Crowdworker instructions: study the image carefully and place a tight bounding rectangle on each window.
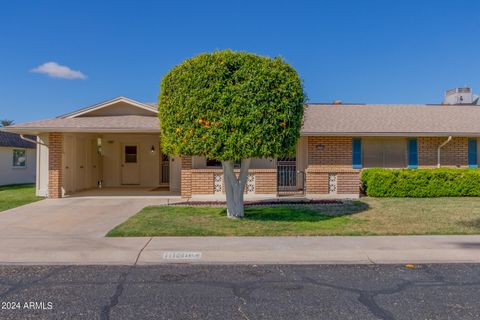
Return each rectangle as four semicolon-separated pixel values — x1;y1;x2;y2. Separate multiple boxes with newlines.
362;138;406;168
352;139;362;168
206;159;241;168
206;159;222;167
13;149;26;168
125;146;137;163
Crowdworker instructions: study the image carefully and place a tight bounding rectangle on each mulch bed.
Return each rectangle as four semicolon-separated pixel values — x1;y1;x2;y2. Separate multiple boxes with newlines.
169;199;342;207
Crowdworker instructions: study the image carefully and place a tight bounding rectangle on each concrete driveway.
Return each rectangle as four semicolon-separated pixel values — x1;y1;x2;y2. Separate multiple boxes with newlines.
0;198;173;264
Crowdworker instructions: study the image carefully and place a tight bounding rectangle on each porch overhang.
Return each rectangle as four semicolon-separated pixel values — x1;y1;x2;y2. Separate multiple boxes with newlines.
1;127;160;135
0;115;160;135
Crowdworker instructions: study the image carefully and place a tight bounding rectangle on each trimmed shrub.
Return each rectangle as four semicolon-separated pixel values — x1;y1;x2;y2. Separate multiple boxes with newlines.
361;168;480;197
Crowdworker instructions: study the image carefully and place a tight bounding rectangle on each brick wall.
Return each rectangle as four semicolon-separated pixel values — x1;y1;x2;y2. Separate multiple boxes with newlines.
306;137;360;195
337;172;361;194
418;137;468;167
180;157;192;198
179;136;474;198
305;167;360;195
307;136;352;168
308;136;471;169
305;170;329;194
252;169;277;194
191;170;215;195
48;132;63;198
183;168;277;197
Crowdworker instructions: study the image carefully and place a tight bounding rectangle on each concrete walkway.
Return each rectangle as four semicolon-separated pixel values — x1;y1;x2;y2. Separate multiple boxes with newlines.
0;199;479;265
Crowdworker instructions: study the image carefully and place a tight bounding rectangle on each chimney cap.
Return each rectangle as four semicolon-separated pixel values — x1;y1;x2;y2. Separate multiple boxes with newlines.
333;100;342;105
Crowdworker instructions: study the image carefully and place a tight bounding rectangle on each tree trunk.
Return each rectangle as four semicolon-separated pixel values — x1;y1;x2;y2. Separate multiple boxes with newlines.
222;159;251;218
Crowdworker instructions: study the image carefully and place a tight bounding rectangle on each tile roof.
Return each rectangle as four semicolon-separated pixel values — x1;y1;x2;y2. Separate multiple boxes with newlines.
0;132;36;148
302;104;480;136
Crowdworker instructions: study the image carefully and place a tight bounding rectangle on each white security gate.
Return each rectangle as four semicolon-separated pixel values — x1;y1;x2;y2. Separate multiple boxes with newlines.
277;158;305;196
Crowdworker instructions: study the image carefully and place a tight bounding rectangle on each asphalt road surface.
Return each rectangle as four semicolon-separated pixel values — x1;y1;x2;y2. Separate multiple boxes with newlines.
0;264;479;320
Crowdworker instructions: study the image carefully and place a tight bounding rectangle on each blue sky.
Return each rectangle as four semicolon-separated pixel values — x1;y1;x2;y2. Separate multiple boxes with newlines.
1;0;480;123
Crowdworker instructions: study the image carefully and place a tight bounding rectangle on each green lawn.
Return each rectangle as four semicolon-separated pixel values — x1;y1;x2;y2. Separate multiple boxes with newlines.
0;184;42;212
107;198;480;236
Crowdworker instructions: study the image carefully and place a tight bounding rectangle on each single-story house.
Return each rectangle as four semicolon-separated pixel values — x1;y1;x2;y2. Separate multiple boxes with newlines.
0;131;36;186
2;87;480;199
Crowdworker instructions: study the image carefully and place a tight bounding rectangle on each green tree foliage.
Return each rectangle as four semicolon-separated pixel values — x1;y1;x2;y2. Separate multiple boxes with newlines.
0;120;14;127
158;50;305;161
361;168;480;197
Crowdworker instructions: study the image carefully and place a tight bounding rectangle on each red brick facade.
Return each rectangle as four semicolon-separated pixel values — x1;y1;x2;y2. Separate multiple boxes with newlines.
181;168;277;198
191;170;215;195
48;132;63;199
180;157;193;198
305;167;360;195
307;136;352;168
253;170;277;194
418;137;468;167
304;137;360;196
301;136;475;196
336;171;361;194
45;135;475;199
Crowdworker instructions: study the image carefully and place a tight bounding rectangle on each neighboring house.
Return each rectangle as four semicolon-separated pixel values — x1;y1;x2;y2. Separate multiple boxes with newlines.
0;132;36;186
2;88;480;199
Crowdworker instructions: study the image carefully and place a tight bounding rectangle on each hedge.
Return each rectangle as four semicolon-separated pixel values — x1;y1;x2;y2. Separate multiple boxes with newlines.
361;168;480;197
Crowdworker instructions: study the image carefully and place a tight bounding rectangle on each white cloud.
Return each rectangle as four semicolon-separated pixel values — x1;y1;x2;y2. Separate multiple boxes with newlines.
30;62;87;80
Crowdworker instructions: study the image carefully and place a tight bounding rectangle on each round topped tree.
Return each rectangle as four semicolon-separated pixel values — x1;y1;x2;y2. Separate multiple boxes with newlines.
158;50;305;217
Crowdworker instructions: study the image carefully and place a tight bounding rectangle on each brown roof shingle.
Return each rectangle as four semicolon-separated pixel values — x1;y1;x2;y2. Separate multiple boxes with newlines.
302;104;480;136
6;103;480;136
4;115;160;133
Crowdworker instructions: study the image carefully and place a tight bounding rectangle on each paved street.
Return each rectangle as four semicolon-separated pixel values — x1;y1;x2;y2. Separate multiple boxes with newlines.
0;264;479;320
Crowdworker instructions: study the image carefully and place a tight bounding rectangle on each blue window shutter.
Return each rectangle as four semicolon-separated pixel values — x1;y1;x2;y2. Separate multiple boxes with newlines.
468;138;478;168
352;138;362;169
407;139;418;169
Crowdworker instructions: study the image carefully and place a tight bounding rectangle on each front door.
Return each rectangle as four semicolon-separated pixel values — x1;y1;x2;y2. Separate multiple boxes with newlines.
121;144;140;185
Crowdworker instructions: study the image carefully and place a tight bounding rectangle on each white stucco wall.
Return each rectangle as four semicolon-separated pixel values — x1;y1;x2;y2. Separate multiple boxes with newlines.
36;134;49;197
78;102;156;117
101;133;162;188
297;137;308;172
169;156;181;192
0;147;36;186
62;133;101;195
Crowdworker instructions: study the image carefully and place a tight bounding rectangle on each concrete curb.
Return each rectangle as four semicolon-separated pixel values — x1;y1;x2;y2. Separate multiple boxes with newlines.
1;235;479;265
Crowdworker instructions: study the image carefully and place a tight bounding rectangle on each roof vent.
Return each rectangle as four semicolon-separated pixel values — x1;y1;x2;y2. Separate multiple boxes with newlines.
333;100;342;105
443;87;473;105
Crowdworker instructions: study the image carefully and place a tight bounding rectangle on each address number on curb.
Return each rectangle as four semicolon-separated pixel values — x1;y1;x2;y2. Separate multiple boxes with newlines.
163;251;202;260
